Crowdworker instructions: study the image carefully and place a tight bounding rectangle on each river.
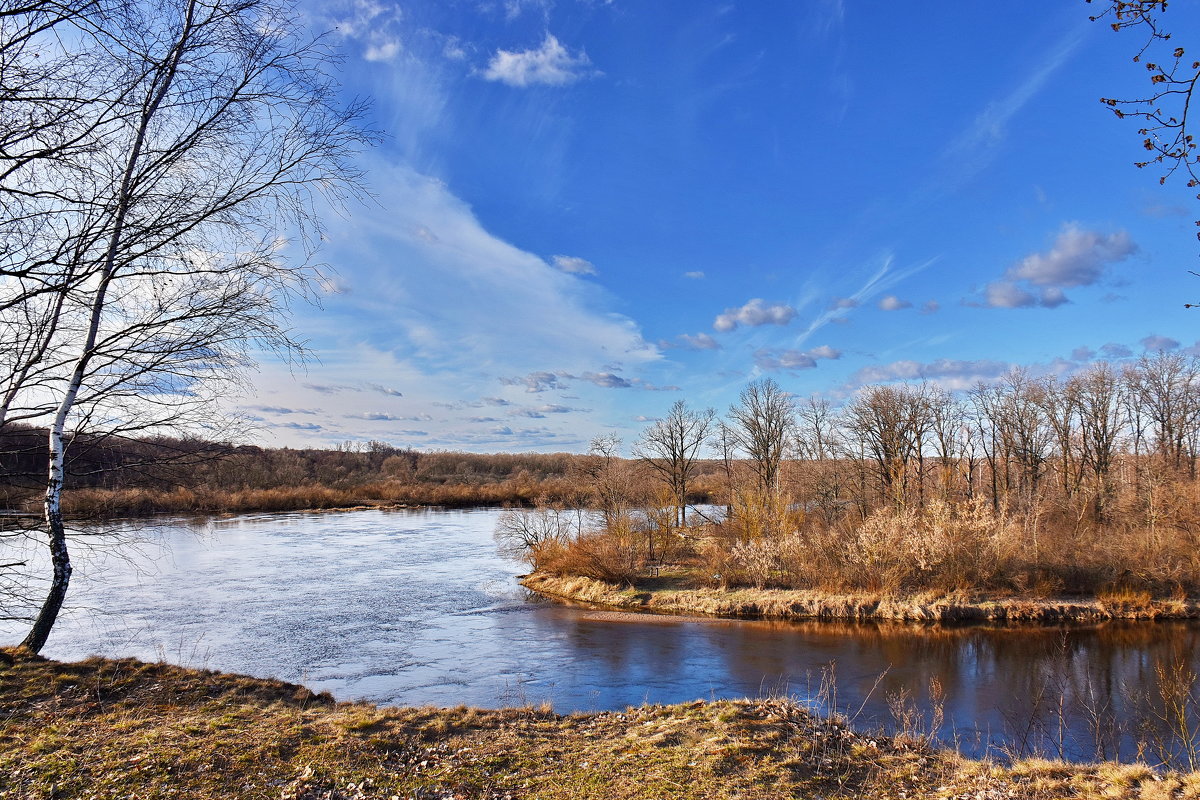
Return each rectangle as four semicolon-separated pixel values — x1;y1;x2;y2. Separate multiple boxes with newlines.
2;507;1198;765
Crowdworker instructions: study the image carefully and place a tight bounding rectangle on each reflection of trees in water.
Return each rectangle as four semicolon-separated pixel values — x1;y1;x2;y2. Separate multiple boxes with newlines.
531;611;1200;764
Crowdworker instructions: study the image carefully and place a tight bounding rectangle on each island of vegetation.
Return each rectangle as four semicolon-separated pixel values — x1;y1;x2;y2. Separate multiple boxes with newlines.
495;365;1200;624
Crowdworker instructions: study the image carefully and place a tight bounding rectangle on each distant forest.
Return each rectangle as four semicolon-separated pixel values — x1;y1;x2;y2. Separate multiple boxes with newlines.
0;428;719;515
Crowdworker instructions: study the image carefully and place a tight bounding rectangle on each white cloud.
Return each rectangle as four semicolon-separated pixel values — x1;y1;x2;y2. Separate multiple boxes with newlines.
920;300;939;315
713;298;796;332
365;40;400;62
551;254;597;275
660;332;720;351
850;357;1012;391
982;281;1069;309
501;371;568;393
581;371;631;388
230;160;665;449
366;383;403;397
683;271;706;279
981;225;1137;309
482;34;597;87
1007;224;1136;288
877;295;912;311
754;345;841;371
346;412;404;421
324;0;404;63
502;0;553;20
1141;334;1181;352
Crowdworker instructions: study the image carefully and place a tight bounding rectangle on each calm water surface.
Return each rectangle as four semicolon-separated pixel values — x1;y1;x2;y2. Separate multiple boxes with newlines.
2;507;1198;764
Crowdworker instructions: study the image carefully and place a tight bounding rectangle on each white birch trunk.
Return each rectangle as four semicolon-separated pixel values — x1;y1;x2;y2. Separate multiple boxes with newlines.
20;0;196;652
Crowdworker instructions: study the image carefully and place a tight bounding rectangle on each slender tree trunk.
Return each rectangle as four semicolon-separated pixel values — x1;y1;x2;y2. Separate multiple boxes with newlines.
20;1;196;652
20;409;72;651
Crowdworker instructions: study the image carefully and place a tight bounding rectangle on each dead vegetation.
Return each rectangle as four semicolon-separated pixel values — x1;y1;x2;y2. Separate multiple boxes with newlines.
520;571;1200;623
4;648;1200;799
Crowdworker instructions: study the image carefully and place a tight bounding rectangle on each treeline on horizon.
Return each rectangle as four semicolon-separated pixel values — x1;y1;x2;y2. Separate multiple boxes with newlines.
0;429;723;515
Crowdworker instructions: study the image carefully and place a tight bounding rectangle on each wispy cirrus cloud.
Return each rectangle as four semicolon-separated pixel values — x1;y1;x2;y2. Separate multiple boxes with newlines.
939;28;1084;192
793;254;937;347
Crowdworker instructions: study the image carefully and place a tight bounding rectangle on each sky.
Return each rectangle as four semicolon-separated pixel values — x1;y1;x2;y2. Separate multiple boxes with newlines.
239;0;1200;453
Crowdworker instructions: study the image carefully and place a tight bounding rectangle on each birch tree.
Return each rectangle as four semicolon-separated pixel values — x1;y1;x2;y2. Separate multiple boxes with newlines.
4;0;370;652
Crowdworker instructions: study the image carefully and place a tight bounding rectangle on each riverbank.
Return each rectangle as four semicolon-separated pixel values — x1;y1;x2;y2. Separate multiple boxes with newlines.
521;572;1200;623
2;648;1195;800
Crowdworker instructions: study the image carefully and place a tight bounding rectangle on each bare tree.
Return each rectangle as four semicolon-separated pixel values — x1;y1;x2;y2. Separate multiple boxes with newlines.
997;370;1054;504
4;0;371;652
843;383;932;508
926;385;967;501
728;378;795;496
1076;362;1126;520
579;434;637;527
633;400;715;527
1036;375;1084;501
794;396;845;524
1124;351;1200;475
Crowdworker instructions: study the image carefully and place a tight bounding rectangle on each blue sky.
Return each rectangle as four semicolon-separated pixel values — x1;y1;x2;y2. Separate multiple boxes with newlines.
242;0;1200;452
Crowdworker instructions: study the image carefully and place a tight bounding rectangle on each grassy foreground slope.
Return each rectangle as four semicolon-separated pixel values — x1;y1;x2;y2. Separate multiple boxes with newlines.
1;649;1198;799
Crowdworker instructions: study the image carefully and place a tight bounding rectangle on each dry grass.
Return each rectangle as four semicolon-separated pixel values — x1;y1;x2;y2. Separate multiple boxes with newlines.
534;491;1200;605
1;648;1195;799
521;572;1200;622
56;479;573;517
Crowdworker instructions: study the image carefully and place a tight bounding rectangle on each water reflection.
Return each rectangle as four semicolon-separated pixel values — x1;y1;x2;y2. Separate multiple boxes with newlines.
1;507;1198;764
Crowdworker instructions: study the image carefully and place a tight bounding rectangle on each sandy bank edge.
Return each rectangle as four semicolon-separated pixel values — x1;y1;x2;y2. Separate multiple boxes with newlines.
520;572;1200;623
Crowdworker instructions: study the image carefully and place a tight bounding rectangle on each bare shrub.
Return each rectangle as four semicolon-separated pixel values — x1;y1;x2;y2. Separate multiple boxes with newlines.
494;507;586;569
728;538;783;589
533;517;642;584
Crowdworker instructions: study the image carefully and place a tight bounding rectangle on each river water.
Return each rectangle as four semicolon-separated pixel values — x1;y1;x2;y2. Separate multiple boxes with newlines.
2;507;1198;765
